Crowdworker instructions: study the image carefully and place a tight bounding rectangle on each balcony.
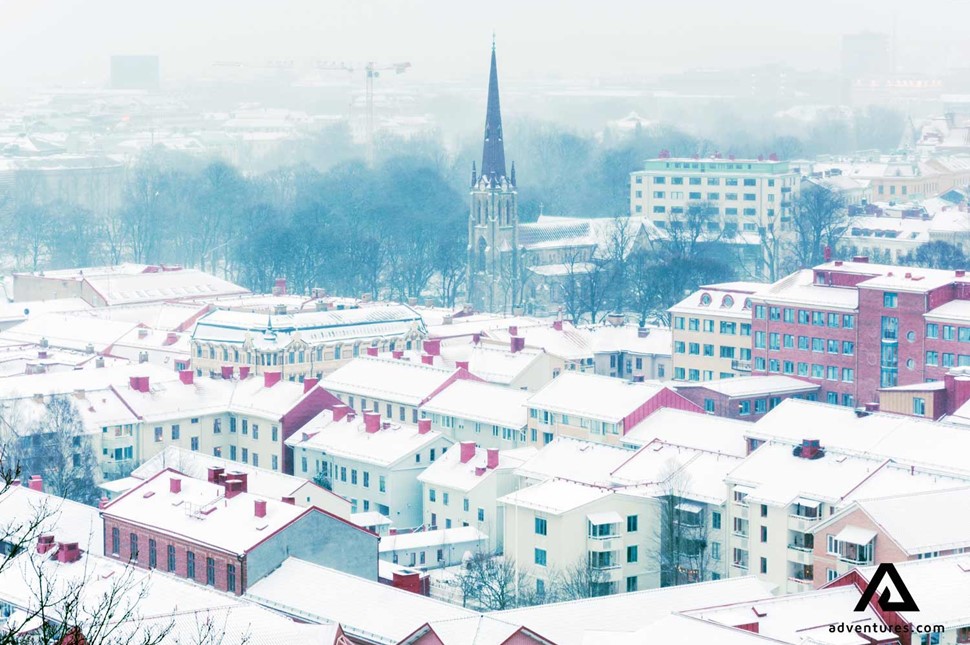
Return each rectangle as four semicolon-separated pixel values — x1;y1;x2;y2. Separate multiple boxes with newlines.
839;554;873;566
587;538;617;552
787;576;813;593
731;359;752;372
731;561;749;572
591;565;623;583
787;546;813;565
788;514;821;533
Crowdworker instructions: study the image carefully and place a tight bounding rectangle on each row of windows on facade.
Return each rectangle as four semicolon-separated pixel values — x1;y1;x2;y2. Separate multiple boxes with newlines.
110;528;238;592
674;318;752;335
529;408;621;435
211;445;275;470
673;368;740;381
344;395;421;424
195;340;412;364
636;176;787;187
431;413;523;442
753;333;856;356
639;206;780;220
152;419;279;442
675;342;752;360
754;306;857;328
704;396;788;416
752;356;856;383
637;190;779;203
307;459;391;493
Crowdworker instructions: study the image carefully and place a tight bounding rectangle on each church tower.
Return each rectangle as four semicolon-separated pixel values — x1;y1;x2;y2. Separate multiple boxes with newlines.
467;40;518;313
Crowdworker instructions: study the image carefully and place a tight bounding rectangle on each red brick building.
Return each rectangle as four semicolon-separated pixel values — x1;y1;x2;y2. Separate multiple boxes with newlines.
752;259;970;407
101;467;378;595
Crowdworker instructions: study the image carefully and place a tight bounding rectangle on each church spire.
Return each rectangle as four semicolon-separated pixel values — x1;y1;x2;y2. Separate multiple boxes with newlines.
481;39;506;181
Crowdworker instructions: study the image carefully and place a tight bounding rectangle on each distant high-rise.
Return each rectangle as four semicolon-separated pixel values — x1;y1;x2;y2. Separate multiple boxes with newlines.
841;32;891;79
110;55;160;90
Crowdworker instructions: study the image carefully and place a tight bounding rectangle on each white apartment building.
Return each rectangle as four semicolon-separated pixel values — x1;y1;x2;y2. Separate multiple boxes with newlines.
629;157;799;235
286;409;452;528
379;526;489;569
418;441;536;552
420;379;531;449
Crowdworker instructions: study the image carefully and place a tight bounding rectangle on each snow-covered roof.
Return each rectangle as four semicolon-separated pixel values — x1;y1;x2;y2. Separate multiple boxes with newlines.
483;324;593;361
0;312;137;353
857;555;970;627
526;372;668;423
611;442;743;505
379;526;488;553
675;375;819;398
322;357;460;406
492;576;777;645
0;298;91;326
514;437;631;487
84;267;249;306
193;304;425;350
286;408;446;468
0;485;103;556
669;288;757;318
498;479;612;515
418;444;536;493
463;344;545;385
585;324;672;357
926;299;970;322
621;407;748;456
102;468;309;555
421;379;530;429
246;558;475;643
753;269;858;309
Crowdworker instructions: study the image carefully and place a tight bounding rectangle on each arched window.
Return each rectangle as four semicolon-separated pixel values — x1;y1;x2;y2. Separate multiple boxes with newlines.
722;295;734;308
477;237;488;272
699;293;712;306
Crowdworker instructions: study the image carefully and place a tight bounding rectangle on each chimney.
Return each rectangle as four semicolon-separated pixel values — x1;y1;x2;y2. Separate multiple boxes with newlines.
425;298;435;307
472;333;481;345
421;354;434;365
221;365;234;380
98;496;109;510
475;467;486;477
852;255;869;263
164;332;178;346
945;369;970;415
138;327;149;339
272;277;287;296
207;466;225;483
37;534;55;555
254;500;267;518
637;327;650;338
795;439;824;460
392;350;404;359
443;314;453;325
179;370;194;385
303;377;319;393
138;351;149;364
418;419;432;434
552;319;563;331
169;477;182;494
56;542;81;564
38;350;48;359
96;357;105;368
234;472;249;493
274;303;288;315
281;496;296;505
366;346;379;357
331;404;351;422
423;339;441;356
632;374;646;383
28;475;43;492
823;245;832;262
486;448;499;469
834;260;843;266
264;371;281;388
408;297;418;306
510;336;525;353
40;337;49;349
239;366;250;380
73;388;85;399
958;270;967;278
364;411;381;433
508;326;518;336
459;441;476;464
607;313;625;327
456;360;469;371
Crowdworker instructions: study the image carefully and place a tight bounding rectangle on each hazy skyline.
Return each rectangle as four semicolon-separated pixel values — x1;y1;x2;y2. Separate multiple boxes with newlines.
1;0;968;89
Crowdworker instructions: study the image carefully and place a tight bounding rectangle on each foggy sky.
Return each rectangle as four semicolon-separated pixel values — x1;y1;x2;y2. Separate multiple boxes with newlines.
1;0;969;88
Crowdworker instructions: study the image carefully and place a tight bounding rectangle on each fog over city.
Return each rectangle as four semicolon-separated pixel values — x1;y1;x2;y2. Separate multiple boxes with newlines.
2;2;970;643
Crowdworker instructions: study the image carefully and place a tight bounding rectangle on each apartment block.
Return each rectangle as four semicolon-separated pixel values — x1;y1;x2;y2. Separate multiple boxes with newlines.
629;157;799;234
673;375;819;421
669;283;763;382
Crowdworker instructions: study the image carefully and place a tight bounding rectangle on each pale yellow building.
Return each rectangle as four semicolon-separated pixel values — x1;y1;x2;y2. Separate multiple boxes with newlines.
669;283;764;382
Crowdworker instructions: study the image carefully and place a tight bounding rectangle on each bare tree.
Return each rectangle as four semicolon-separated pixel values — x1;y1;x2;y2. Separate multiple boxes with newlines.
791;182;847;268
553;555;612;601
448;551;531;610
654;460;711;587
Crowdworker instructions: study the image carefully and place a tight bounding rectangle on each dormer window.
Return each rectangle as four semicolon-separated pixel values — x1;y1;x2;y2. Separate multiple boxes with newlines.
699;293;712;306
722;295;734;308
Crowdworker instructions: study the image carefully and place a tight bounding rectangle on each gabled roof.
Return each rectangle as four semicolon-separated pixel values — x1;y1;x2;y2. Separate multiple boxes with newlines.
856;555;970;627
515;436;631;487
323;357;464;406
418;444;535;493
526;372;667;423
421;379;530;429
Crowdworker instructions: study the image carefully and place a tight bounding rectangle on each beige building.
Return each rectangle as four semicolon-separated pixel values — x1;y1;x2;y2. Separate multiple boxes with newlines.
669;283;763;382
630;157;799;235
191;304;426;382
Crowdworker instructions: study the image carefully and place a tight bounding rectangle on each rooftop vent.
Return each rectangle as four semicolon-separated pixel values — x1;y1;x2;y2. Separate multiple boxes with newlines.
793;439;824;460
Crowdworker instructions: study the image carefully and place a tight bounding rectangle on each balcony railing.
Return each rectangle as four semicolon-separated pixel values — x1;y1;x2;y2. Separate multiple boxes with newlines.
731;359;752;372
788;576;813;585
839;555;873;566
788;544;812;553
731;561;749;571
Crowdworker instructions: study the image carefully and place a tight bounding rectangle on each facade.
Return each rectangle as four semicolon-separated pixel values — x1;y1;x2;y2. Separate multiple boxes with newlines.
286;409;451;528
752;259;970;407
191;304;427;381
100;468;378;595
420;379;531;449
669;283;764;381
630;157;799;234
589;323;671;381
673;375;820;421
379;526;489;569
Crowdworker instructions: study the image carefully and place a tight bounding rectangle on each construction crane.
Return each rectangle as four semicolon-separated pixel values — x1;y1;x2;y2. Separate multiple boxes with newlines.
314;60;412;164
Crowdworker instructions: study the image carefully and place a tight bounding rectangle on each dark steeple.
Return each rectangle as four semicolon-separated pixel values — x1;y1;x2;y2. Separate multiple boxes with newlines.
481;39;507;181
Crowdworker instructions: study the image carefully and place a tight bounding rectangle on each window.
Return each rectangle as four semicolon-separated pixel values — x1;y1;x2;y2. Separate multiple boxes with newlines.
429;489;436;502
798;336;809;350
926;351;939;366
534;548;547;566
783;334;794;349
227;564;236;592
130;533;138;563
148;538;156;568
827;339;839;354
842;341;854;355
826;534;840;555
703;344;714;357
154;426;162;442
927;323;939;339
884;292;898;308
812;311;825;326
627;545;638;563
626;576;638;592
827;568;838;582
740;323;751;336
843;314;854;329
191;437;199;451
754;305;766;320
206;557;215;586
712;511;721;529
379;476;386;493
171;425;180;441
754;332;766;349
711;542;721;561
827;313;839;327
478;508;485;522
760;557;768;574
535;517;547;536
443;492;449;506
363;472;370;488
798;310;810;324
739;401;751;416
914;397;926;417
627;515;638;532
167;545;176;572
760;526;768;542
945;325;956;341
186;551;196;580
842;368;854;383
705;399;715;413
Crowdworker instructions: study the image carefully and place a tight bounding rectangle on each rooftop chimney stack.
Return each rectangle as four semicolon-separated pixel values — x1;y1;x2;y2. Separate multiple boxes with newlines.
207;466;225;483
331;404;351;422
179;370;195;385
239;366;250;380
486;448;499;469
254;500;267;518
56;542;81;563
303;377;319;393
423;339;441;356
459;441;476;464
264;371;281;388
28;475;43;492
36;534;55;555
169;477;182;494
421;354;434;365
510;336;525;353
364;411;381;433
221;365;233;380
418;419;432;434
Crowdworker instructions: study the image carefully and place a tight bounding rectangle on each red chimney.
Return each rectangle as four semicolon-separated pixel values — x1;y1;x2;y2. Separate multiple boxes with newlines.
254;500;267;518
456;360;469;371
239;366;250;379
392;570;424;595
472;333;481;345
796;439;824;460
392;350;404;359
945;370;970;415
303;377;319;393
508;326;518;336
958;270;967;278
459;441;476;464
98;496;110;510
852;255;869;263
486;448;499;469
552;320;563;331
475;467;486;476
366;346;379;357
264;371;281;388
823;245;832;262
364;411;381;433
224;477;246;499
164;332;179;346
207;466;225;483
418;419;431;434
129;376;150;393
421;354;434;365
37;534;55;555
331;404;351;422
510;337;525;353
28;475;43;492
56;542;81;563
273;277;287;295
221;365;234;380
281;496;296;505
423;339;441;356
179;369;194;385
170;477;182;494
